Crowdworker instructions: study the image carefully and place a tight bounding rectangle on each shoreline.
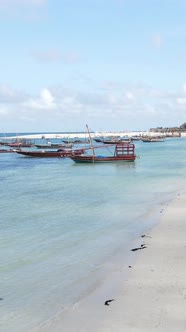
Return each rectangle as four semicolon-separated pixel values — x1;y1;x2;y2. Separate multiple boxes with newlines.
98;191;186;331
2;131;185;140
32;191;186;331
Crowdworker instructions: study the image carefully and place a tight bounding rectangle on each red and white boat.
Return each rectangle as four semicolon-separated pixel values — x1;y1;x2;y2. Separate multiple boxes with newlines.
70;125;136;163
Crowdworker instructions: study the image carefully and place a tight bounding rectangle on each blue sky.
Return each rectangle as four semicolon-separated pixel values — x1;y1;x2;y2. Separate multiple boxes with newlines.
0;0;186;132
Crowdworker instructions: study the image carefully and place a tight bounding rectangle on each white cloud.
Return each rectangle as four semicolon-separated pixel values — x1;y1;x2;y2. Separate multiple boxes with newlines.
22;88;56;111
32;50;62;62
32;50;81;64
152;34;163;48
176;97;186;105
183;83;186;94
0;84;27;102
0;106;8;115
40;88;54;104
125;92;134;100
0;83;186;131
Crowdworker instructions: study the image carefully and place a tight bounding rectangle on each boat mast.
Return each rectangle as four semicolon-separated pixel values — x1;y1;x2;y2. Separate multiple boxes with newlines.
86;124;95;161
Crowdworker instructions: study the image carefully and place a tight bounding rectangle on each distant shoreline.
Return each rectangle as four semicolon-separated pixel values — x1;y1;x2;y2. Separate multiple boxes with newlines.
2;131;186;140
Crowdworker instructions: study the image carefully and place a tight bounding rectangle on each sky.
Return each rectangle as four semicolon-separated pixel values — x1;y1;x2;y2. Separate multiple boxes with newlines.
0;0;186;132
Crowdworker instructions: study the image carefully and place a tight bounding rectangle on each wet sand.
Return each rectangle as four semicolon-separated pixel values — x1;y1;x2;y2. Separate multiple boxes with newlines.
33;192;186;332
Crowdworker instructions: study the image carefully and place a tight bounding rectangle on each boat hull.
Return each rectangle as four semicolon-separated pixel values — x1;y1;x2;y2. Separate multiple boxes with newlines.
16;149;85;158
34;143;73;149
70;155;136;163
70;142;136;163
0;149;14;153
142;139;165;142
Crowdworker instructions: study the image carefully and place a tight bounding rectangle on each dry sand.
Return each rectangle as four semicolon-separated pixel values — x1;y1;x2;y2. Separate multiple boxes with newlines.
4;131;172;140
33;191;186;332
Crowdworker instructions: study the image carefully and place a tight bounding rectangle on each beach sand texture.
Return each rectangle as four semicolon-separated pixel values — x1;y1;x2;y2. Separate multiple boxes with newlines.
34;192;186;332
97;192;186;332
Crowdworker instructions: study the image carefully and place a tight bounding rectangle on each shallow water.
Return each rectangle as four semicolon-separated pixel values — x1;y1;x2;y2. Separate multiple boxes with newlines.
1;136;186;332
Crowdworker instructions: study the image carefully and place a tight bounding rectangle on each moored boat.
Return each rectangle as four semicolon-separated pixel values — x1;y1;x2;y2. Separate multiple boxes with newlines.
93;138;103;143
70;126;136;163
16;148;85;158
94;137;131;144
34;143;73;149
0;148;15;153
102;139;131;144
142;137;165;142
62;139;90;144
70;156;136;164
5;139;34;147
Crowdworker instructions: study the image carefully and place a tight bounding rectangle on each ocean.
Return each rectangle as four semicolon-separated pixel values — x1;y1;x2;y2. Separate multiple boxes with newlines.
1;135;186;332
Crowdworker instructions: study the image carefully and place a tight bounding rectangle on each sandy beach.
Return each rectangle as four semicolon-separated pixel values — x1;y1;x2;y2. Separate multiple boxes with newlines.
96;191;186;332
4;131;185;140
33;191;186;332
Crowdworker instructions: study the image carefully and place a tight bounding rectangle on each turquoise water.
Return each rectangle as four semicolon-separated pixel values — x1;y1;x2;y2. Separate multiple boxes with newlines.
1;137;186;332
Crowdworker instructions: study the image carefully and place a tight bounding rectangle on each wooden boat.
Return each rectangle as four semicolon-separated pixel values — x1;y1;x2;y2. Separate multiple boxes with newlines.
70;126;136;163
16;148;85;158
0;148;15;153
6;139;34;147
93;138;103;143
0;141;9;146
70;144;136;163
94;137;131;144
102;139;131;144
34;143;73;149
142;138;165;142
7;142;34;148
62;139;90;144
